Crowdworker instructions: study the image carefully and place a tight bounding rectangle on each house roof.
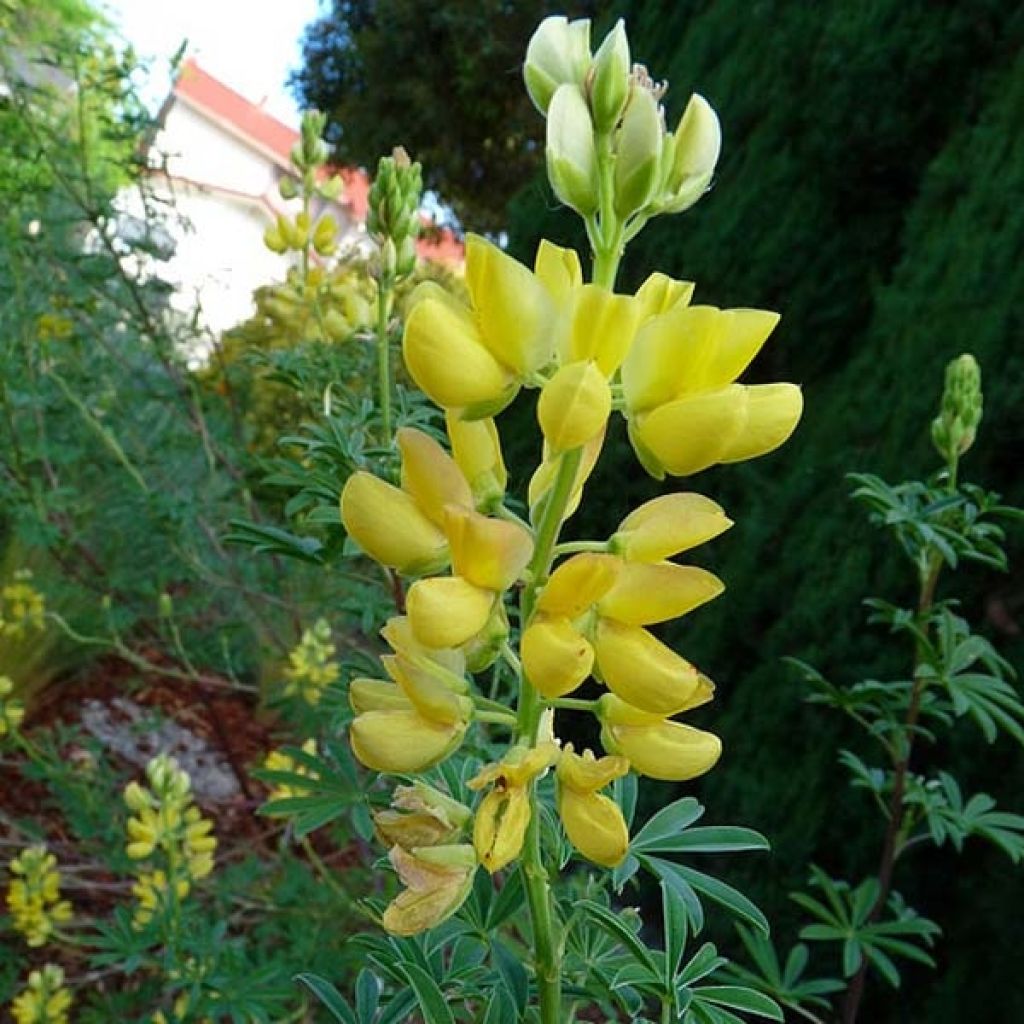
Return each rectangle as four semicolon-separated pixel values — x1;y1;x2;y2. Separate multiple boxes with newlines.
171;58;461;265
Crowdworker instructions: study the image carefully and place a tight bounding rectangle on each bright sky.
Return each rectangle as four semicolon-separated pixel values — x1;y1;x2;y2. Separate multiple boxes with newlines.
99;0;325;126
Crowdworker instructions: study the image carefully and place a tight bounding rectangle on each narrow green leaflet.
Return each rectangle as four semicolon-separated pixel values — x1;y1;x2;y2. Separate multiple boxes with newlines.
294;973;357;1024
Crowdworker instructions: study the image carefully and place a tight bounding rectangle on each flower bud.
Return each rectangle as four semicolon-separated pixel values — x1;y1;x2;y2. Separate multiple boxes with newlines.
524;16;592;114
445;412;508;509
662;94;721;213
931;353;982;461
537;360;612;452
546;84;600;217
614;86;663;218
587;20;630;133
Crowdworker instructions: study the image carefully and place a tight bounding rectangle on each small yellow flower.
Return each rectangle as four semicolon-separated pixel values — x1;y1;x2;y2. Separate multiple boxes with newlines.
6;846;72;948
340;427;473;575
557;745;630;867
11;964;72;1024
262;739;317;801
609;492;733;563
469;744;560;873
445;412;508;509
0;572;46;640
598;692;721;781
282;619;339;705
1;675;26;741
537;360;611;452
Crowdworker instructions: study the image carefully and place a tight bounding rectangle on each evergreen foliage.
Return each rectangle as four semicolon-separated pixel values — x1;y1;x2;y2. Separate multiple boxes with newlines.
502;3;1024;1020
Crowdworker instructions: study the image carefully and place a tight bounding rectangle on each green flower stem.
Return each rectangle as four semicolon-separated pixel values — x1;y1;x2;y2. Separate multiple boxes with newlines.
376;278;395;442
475;710;519;728
546;697;600;712
515;445;583;1024
552;540;608;556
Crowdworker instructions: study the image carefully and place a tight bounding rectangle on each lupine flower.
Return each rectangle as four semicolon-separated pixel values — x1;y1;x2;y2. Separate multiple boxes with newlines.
556;745;630;867
598;692;721;781
5;846;72;948
405;505;533;649
0;675;26;740
609;492;733;563
622;303;803;478
445;412;508;509
374;781;472;850
263;739;317;801
124;755;216;928
381;844;478;936
469;743;560;873
0;572;45;640
281;619;339;705
11;964;72;1024
340;427;473;575
522;551;722;713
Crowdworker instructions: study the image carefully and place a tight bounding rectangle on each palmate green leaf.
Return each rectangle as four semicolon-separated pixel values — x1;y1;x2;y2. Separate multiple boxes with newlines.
294;973;357;1023
646;856;770;935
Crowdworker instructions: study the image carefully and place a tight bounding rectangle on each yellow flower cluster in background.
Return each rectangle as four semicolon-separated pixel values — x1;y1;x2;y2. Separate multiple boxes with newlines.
0;675;26;740
262;739;317;800
281;620;339;705
123;754;217;928
0;571;46;640
11;964;72;1024
5;846;72;948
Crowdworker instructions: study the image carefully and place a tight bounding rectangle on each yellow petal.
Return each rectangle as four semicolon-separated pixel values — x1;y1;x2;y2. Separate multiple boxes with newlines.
557;745;629;793
445;412;507;506
613;492;732;562
535;238;583;305
350;709;467;773
635;272;694;321
598;561;723;625
631;385;748;477
522;616;594;698
599;694;721;781
341;472;447;574
594;619;703;715
720;383;803;463
473;786;531;873
565;285;642;375
397;427;472;527
382;655;471;726
403;293;516;409
443;506;534;592
537;360;612;453
349;678;412;714
406;576;495;648
465;234;555;375
558;789;629;867
537;553;621;618
621;305;721;414
381;616;466;678
699;308;780;389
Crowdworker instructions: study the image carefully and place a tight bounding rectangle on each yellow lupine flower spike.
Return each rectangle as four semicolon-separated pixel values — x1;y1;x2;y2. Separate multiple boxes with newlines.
6;846;72;948
598;692;721;781
470;744;560;873
340;427;473;576
11;964;72;1024
556;745;630;867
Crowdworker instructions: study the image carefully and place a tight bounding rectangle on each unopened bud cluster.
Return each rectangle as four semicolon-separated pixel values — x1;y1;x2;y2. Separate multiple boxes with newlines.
368;147;423;280
123;754;217;928
526;15;721;224
931;353;982;464
0;570;45;640
5;846;72;948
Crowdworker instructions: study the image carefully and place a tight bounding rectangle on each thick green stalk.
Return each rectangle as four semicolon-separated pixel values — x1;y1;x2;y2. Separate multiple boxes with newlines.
376;280;395;442
516;446;583;1024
